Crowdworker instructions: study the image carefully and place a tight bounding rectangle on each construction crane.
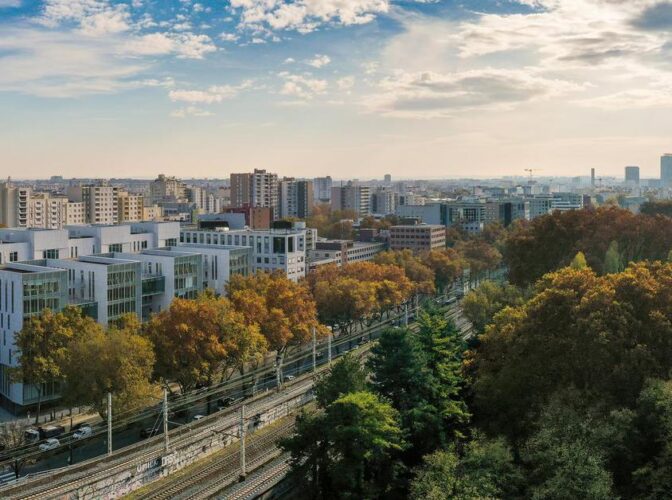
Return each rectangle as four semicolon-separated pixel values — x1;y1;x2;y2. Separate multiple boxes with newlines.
524;168;542;179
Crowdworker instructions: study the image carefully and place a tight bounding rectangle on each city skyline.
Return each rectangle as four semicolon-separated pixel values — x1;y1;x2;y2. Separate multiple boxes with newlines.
2;0;672;178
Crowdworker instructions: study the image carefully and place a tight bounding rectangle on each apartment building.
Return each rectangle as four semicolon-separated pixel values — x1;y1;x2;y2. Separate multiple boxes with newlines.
67;182;119;224
180;226;310;281
117;191;144;223
331;182;371;217
0;180;30;228
314;176;332;204
309;240;386;270
150;174;187;204
371;188;396;215
279;178;314;219
390;224;446;252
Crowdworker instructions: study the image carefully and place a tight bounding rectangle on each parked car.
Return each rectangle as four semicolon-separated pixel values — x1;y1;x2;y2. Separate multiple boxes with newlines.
283;375;295;382
192;414;205;421
38;438;60;451
217;397;238;410
73;425;93;440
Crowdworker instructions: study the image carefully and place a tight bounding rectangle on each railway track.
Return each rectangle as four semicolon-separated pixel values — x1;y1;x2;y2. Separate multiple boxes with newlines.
140;418;296;500
219;454;291;500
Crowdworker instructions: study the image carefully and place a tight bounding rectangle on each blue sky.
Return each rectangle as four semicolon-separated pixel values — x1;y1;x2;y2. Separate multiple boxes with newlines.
1;0;672;179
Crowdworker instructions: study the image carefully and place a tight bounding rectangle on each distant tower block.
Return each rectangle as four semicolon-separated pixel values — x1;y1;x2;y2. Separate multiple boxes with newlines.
591;168;596;188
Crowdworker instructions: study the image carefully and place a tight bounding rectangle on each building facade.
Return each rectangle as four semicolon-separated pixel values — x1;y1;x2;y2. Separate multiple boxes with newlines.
390;224;447;252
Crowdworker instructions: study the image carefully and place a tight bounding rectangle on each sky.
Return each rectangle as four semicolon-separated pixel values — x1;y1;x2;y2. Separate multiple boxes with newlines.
1;0;672;180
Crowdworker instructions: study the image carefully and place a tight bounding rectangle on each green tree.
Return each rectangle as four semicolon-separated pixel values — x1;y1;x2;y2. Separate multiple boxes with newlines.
281;391;404;499
63;316;156;418
570;251;588;269
410;437;522;500
314;353;368;408
603;241;622;274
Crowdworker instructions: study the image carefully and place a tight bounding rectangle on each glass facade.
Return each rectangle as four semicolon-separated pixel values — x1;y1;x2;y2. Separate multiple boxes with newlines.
174;254;202;299
22;271;68;317
230;248;251;277
106;262;140;321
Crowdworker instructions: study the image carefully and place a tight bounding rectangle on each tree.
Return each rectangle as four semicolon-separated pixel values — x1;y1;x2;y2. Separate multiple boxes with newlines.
281;391;404;499
63;316;156;418
522;392;615;500
374;250;436;295
314;353;368;408
570;251;588;269
472;263;672;440
12;307;98;423
455;239;502;282
461;280;526;334
603;241;622;274
227;271;324;385
145;293;265;392
307;262;413;332
410;437;522;500
503;207;672;286
0;420;33;478
369;318;470;463
421;249;464;293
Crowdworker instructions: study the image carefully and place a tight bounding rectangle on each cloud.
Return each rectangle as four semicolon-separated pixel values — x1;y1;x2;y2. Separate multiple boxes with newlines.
229;0;389;33
305;54;331;68
170;106;214;118
219;32;239;42
169;81;253;103
365;68;584;118
337;76;355;90
39;0;131;36
0;0;21;7
278;72;328;99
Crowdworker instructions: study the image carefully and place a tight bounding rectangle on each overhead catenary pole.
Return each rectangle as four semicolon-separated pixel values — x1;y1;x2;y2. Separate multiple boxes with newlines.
312;326;317;372
163;388;169;452
404;303;409;327
107;392;112;456
327;330;332;365
239;405;246;482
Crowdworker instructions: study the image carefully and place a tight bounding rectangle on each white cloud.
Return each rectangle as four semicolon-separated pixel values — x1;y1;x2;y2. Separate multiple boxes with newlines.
169;81;253;103
0;0;21;7
126;32;216;59
219;32;239;42
305;54;331;68
170;106;214;118
278;72;328;99
283;57;296;64
39;0;131;36
229;0;389;33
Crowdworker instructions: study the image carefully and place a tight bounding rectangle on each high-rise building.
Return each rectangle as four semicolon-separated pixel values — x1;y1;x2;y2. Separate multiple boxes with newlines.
279;178;314;219
625;166;640;186
0;179;31;227
68;181;119;224
384;174;392;184
27;193;69;229
150;174;187;204
591;168;596;188
661;154;672;186
230;169;279;217
314;176;333;204
117;191;145;222
371;188;396;215
331;182;371;217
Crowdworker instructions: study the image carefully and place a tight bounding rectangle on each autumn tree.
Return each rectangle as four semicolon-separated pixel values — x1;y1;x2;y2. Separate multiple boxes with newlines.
63;315;156;418
12;306;99;423
461;280;527;334
472;262;672;441
145;292;266;392
503;206;672;286
454;239;502;283
227;271;324;385
420;248;464;293
374;250;436;295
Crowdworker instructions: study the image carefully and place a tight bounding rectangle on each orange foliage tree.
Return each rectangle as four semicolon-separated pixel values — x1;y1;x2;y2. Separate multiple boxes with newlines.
144;292;266;393
227;271;326;384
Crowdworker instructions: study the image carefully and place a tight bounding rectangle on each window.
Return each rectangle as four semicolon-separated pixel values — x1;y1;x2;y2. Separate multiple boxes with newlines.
42;249;59;259
9;252;18;262
109;243;123;253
